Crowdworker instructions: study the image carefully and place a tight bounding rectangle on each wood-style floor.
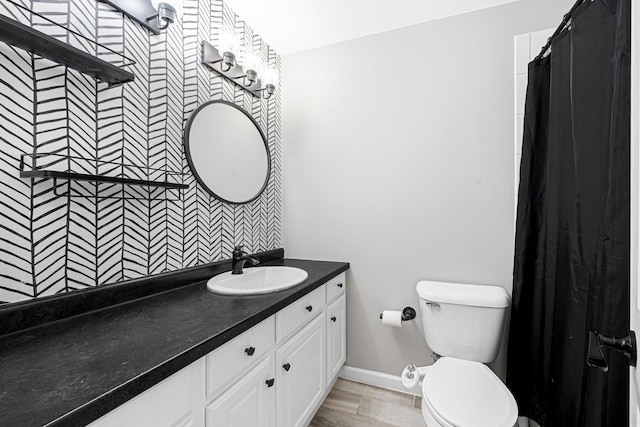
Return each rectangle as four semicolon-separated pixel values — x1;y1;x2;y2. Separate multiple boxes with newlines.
309;378;425;427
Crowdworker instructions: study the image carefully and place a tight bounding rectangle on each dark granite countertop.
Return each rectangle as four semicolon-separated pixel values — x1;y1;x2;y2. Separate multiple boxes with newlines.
0;255;349;427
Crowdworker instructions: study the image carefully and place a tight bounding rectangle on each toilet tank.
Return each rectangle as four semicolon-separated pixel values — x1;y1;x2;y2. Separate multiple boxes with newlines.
416;280;510;363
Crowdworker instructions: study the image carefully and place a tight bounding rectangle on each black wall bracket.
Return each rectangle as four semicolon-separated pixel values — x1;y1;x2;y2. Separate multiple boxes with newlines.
587;330;637;372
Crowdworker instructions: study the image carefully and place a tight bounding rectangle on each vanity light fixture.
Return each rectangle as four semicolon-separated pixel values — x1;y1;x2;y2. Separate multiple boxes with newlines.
149;0;183;30
238;52;261;86
218;33;240;71
201;38;277;99
99;0;182;34
259;67;278;100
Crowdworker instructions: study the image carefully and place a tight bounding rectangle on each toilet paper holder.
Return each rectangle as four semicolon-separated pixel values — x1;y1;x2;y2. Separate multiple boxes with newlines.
379;307;416;321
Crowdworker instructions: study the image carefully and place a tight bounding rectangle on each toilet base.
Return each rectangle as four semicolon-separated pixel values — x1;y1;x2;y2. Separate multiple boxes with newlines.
421;398;441;426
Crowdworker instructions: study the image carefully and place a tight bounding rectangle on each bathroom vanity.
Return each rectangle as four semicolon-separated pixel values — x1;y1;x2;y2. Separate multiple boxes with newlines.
0;250;348;427
91;272;346;427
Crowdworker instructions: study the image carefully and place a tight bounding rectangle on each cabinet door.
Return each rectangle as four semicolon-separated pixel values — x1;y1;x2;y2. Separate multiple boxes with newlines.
276;314;326;427
89;358;205;427
325;272;346;304
206;356;275;427
206;316;274;400
326;295;346;384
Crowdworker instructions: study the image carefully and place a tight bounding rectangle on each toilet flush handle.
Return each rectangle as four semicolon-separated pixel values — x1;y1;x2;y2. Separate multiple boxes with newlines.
425;301;440;309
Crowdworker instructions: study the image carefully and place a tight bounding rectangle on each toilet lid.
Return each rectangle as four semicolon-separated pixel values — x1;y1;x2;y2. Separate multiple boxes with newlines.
422;357;518;427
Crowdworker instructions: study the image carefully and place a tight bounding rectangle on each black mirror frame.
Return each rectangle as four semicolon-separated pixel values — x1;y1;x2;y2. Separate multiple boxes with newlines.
184;100;271;205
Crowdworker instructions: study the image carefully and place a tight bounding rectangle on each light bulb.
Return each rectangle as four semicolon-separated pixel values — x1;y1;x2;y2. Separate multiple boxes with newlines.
242;52;261;85
219;32;240;56
260;67;278;99
243;52;261;73
216;33;239;71
262;67;278;86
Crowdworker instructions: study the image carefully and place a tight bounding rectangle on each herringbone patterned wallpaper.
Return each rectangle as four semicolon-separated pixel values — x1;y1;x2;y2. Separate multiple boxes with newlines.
0;0;281;304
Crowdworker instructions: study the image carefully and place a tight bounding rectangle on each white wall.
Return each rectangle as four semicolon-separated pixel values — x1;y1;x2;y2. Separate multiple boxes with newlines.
282;0;572;378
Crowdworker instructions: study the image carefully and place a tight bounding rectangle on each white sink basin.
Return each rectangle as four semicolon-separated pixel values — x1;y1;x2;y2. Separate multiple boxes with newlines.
207;266;309;295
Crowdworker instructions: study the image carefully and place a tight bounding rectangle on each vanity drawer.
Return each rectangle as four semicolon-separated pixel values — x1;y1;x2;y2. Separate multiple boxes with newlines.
276;285;325;344
325;272;346;303
206;315;275;399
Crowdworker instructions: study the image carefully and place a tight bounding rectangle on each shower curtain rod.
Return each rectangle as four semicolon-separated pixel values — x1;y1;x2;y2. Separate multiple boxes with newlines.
534;0;587;61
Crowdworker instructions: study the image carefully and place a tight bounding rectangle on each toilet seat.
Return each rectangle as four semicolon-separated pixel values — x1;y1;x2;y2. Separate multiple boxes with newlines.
422;357;518;427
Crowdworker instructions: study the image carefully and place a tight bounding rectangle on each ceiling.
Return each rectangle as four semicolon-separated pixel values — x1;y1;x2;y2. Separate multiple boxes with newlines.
224;0;520;55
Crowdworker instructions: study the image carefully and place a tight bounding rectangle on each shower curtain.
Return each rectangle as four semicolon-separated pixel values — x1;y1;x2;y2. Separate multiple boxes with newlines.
506;1;630;426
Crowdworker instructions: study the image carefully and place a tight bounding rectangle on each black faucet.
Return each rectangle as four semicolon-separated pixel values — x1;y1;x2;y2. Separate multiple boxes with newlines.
231;245;260;275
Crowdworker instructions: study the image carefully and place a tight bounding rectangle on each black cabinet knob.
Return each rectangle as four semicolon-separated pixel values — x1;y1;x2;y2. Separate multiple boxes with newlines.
283;363;291;372
337;283;343;288
306;305;313;312
331;316;337;322
265;378;275;387
245;346;256;356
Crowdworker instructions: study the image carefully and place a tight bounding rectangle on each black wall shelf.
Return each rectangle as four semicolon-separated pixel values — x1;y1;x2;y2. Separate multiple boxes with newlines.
20;154;188;195
0;13;135;86
20;170;188;190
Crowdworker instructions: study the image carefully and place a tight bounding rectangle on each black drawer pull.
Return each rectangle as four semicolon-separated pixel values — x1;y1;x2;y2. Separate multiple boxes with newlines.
337;283;343;288
245;346;256;356
283;363;291;372
266;378;275;387
306;305;313;312
331;316;337;322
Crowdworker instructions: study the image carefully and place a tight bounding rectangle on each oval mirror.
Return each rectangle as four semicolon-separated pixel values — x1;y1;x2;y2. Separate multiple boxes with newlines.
184;100;270;204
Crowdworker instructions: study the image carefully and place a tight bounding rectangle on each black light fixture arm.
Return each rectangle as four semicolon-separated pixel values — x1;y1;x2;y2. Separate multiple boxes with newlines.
146;13;169;30
256;84;276;99
535;0;586;61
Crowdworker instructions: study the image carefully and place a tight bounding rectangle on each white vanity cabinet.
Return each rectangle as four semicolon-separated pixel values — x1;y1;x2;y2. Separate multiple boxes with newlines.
206;356;276;427
325;273;346;385
326;294;346;384
89;272;347;427
88;359;206;427
205;316;275;399
205;316;276;427
276;313;326;427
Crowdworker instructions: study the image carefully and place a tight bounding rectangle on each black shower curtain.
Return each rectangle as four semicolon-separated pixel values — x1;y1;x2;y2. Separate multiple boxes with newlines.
506;1;630;426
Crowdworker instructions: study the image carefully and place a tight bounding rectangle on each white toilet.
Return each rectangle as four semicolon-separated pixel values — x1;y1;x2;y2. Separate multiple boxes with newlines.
403;280;519;427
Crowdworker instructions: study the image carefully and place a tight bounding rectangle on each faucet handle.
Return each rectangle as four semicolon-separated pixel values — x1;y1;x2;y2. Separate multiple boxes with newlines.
232;245;246;257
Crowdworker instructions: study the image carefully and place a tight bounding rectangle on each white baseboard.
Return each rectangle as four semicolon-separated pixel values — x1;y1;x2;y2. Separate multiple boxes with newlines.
338;365;421;396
